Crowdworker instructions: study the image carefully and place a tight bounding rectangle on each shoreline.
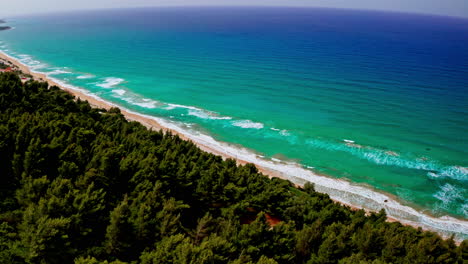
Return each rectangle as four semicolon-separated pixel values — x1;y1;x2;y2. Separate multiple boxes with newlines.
1;50;467;242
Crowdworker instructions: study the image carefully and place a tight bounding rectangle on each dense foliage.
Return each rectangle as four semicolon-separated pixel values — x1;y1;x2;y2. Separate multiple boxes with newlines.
0;72;466;263
0;61;9;69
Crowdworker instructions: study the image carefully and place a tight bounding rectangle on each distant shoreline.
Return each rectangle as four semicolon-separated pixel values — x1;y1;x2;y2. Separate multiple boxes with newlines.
0;19;10;31
0;50;467;242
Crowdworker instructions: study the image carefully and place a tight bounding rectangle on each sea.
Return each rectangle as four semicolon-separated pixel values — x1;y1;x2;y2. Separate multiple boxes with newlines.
1;7;467;238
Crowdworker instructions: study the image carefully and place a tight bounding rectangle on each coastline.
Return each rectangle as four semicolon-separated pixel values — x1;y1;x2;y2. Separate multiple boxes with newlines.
1;50;467;242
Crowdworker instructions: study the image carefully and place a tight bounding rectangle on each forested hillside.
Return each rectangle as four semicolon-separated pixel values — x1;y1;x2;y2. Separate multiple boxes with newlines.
0;72;466;263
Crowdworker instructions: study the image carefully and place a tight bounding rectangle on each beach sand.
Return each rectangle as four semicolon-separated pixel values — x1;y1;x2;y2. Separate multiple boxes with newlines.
1;51;466;242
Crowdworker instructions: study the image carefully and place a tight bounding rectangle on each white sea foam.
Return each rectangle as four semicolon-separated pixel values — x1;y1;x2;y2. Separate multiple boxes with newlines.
165;103;233;120
95;77;125;88
270;128;291;136
430;166;468;181
77;74;95;79
164;105;177;110
306;138;468;182
133;101;157;109
46;76;91;95
434;183;464;212
232;120;264;129
15;54;48;71
461;204;468;217
187;109;232;120
134;98;159;109
434;184;462;203
47;69;72;75
112;89;126;96
111;92;158;109
166;103;203;111
279;129;290;136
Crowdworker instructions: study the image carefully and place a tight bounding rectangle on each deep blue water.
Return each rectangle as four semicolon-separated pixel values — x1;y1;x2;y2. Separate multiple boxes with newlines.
0;7;467;222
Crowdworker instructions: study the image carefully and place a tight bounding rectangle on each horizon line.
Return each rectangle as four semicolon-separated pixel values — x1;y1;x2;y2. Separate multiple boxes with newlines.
2;5;468;21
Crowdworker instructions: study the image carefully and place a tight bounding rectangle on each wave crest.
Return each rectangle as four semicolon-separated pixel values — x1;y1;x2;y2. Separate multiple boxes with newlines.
232;120;264;129
95;77;125;88
77;74;95;79
47;69;72;75
306;138;468;182
187;109;232;120
434;183;467;216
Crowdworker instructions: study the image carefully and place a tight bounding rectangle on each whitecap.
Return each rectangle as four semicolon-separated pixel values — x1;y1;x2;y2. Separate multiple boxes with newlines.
133;102;156;109
112;89;126;96
427;166;468;181
95;77;125;88
133;102;157;109
47;69;72;75
15;54;48;71
187;109;232;120
166;103;203;111
232;120;264;129
271;127;290;136
164;105;177;110
432;166;468;181
120;96;157;109
306;138;468;182
77;74;95;79
433;183;464;210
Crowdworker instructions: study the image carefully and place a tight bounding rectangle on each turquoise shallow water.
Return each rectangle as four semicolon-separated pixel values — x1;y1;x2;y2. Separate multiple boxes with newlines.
1;7;467;222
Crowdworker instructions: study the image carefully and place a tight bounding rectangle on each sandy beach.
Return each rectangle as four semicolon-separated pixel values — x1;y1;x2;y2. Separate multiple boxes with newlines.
1;51;467;242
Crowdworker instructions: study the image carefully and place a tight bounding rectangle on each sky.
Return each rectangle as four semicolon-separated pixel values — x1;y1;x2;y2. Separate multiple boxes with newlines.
1;0;467;19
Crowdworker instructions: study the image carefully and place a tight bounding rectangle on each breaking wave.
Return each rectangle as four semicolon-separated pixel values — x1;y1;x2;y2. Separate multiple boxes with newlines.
77;74;95;79
306;138;468;182
232;120;264;129
95;77;125;88
187;109;232;120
